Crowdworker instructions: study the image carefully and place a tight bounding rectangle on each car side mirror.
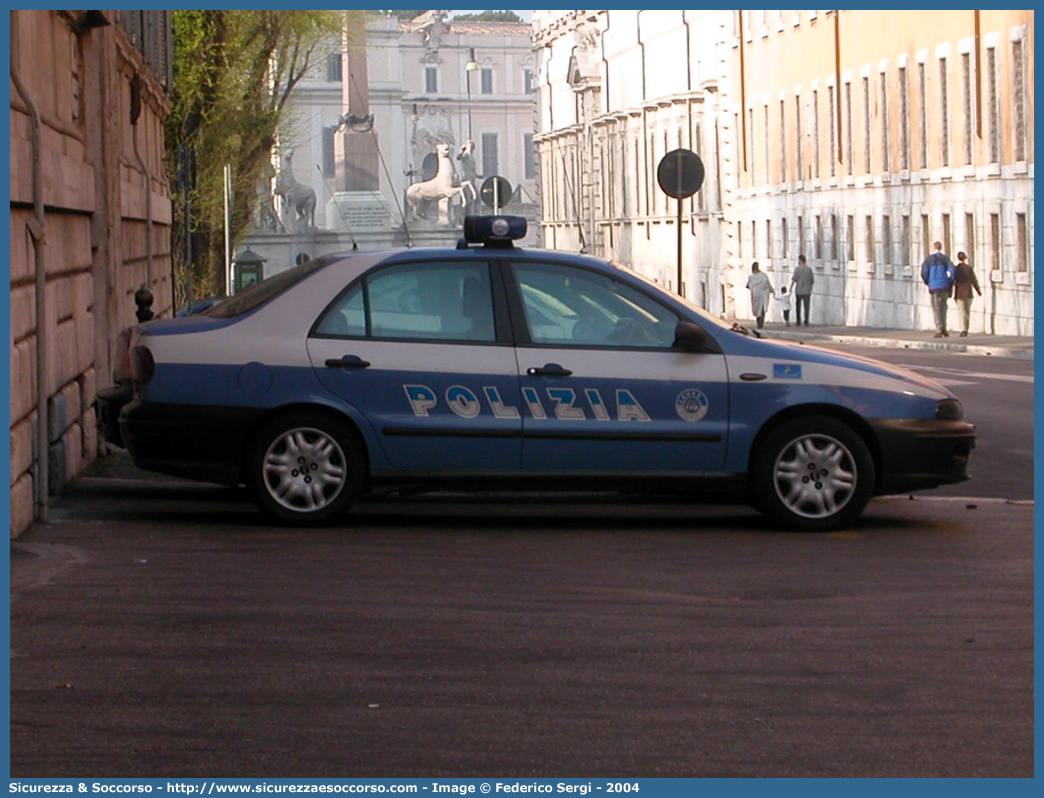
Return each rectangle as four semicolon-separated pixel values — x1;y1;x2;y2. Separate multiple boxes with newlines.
673;321;715;353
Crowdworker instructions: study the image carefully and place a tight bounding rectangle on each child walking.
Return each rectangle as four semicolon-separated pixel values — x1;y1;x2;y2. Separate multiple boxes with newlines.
775;285;793;326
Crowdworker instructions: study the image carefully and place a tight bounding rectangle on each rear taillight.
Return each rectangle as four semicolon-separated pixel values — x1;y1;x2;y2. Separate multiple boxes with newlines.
130;346;155;384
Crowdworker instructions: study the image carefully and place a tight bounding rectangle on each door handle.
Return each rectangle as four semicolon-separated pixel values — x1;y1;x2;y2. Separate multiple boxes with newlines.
325;355;371;369
527;363;573;377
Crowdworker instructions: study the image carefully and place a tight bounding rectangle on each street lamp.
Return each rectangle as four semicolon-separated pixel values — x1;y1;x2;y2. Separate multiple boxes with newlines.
465;47;479;141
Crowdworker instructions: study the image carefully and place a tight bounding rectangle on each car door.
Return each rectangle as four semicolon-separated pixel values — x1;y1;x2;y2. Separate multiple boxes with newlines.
307;259;522;472
508;260;730;474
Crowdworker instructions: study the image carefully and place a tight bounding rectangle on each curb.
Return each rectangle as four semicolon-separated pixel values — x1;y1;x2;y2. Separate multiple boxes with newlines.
762;331;1033;360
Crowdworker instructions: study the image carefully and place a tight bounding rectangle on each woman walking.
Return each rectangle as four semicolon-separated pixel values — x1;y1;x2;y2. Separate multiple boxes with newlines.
953;251;982;337
746;262;773;329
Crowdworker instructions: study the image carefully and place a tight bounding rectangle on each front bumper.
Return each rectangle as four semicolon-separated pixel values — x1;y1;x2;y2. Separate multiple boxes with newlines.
870;418;977;495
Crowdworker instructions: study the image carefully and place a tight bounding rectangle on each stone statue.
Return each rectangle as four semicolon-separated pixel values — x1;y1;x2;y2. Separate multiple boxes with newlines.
255;162;284;232
336;112;374;133
406;142;464;225
273;148;316;232
456;140;479;216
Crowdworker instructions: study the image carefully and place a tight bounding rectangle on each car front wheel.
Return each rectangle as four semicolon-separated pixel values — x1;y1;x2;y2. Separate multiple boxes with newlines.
751;415;875;531
246;412;365;525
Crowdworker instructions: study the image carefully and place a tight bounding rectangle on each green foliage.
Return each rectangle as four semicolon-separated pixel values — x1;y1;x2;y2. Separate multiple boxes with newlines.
167;10;354;298
452;11;523;22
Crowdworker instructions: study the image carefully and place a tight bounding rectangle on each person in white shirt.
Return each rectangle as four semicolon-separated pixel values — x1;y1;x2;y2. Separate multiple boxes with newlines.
775;285;793;326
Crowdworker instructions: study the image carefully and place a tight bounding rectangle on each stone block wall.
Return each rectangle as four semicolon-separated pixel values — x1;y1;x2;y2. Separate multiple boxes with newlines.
9;10;172;537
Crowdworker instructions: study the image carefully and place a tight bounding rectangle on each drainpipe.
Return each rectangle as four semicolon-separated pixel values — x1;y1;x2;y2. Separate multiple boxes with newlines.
10;10;49;521
130;75;155;319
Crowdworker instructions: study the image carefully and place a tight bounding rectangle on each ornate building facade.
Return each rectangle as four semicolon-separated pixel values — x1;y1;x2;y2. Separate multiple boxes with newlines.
268;11;540;256
532;10;1033;334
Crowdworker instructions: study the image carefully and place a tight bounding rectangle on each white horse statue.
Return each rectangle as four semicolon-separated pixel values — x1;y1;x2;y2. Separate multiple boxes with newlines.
274;148;316;232
406;142;463;225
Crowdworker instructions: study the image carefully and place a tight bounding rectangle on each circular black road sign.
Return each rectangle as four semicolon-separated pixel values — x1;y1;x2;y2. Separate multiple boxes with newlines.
480;176;513;208
657;148;705;199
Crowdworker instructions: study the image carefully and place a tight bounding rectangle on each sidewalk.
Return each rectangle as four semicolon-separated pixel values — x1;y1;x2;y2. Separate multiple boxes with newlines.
735;321;1034;360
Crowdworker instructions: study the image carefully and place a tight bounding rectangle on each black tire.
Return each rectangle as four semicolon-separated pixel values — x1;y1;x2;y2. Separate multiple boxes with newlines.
245;411;366;526
751;415;875;531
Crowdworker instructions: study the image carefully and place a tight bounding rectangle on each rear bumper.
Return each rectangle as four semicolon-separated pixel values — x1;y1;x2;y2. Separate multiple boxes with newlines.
870;418;977;495
95;386;132;448
118;399;264;486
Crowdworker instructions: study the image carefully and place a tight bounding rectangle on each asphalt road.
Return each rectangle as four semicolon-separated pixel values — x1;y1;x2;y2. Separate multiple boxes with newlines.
812;344;1034;501
10;465;1034;779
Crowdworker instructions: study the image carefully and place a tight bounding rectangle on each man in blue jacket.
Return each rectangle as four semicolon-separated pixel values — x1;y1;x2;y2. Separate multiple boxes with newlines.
921;241;956;338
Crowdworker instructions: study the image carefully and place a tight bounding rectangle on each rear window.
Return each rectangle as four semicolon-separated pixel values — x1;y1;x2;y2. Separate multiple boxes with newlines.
208;256;333;318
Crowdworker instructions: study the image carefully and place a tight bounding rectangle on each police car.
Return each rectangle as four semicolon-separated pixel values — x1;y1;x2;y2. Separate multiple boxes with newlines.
96;216;975;531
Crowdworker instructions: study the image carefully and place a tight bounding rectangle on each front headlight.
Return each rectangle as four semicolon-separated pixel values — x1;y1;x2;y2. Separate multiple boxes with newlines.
935;399;964;420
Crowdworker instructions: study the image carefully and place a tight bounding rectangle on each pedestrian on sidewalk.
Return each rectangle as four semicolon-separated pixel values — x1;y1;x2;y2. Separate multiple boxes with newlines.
775;285;793;326
920;241;956;338
790;254;815;326
746;262;772;329
953;251;982;337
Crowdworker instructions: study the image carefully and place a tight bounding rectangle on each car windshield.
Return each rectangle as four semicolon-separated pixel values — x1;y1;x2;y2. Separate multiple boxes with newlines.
608;260;736;332
208;256;333;318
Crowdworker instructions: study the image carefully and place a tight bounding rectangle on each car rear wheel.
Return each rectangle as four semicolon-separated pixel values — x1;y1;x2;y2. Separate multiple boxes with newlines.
246;412;365;525
751;415;874;531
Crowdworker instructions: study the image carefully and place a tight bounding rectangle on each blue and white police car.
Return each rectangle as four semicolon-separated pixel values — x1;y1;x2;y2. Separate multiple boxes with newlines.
96;216;975;531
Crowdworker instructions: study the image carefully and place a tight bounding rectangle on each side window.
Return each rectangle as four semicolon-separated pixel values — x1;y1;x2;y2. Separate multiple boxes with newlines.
512;263;679;349
314;262;496;343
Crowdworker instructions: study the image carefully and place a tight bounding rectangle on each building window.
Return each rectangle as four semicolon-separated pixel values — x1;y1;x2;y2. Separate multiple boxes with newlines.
481;132;499;177
524;68;535;94
752;220;758;259
880;71;890;173
1012;38;1027;162
1016;213;1029;272
795;95;803;180
987;47;1000;163
797;215;804;256
846;215;855;262
814;215;822;260
764;104;770;185
939;57;949;167
845;81;854;176
990;213;1001;272
882;215;892;265
749;108;756;185
524;133;536;179
921;214;931;260
865;216;874;264
965;213;975;264
812;89;820;179
322;125;337;177
863;76;872;174
962;53;974;165
780;100;787;182
326;52;343;82
766;219;772;260
831;214;839;261
782;217;789;259
902;215;911;267
899;66;910;170
425;66;438;94
828;85;836;177
481;67;493;95
942;213;952;256
918;62;928;169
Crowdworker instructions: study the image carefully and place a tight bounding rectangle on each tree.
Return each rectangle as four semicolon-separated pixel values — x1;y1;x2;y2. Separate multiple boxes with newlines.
167;10;353;301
